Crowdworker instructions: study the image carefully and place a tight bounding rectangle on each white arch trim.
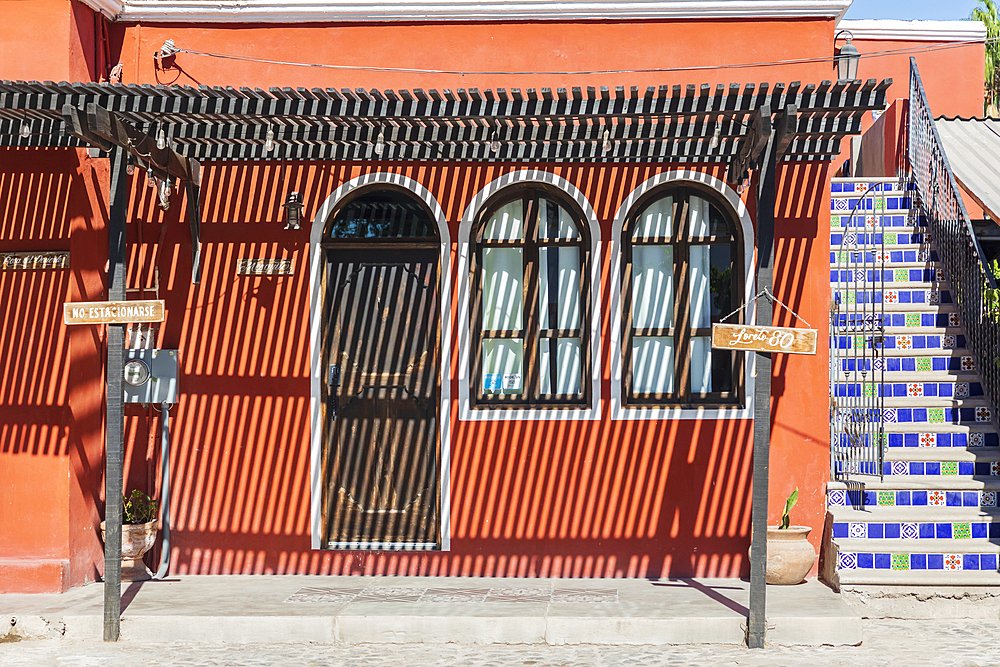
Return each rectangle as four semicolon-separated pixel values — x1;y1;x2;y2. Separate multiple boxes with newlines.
609;170;756;421
309;172;452;550
457;169;602;421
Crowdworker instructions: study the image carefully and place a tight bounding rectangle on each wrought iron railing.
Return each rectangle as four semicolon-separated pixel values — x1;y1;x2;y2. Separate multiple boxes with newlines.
908;57;1000;427
830;184;887;480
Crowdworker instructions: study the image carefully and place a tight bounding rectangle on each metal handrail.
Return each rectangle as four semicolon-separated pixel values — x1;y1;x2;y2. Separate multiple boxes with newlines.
908;57;1000;426
830;183;886;480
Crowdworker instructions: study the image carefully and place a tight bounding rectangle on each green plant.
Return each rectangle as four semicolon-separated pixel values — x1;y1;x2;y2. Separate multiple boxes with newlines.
779;488;798;530
972;0;1000;116
122;490;158;525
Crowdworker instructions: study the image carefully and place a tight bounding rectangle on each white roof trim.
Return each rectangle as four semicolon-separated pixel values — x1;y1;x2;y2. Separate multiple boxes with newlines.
837;19;987;42
76;0;123;19
79;0;852;23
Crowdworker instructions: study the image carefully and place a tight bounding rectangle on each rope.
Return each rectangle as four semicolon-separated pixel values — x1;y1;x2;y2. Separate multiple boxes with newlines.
718;288;812;329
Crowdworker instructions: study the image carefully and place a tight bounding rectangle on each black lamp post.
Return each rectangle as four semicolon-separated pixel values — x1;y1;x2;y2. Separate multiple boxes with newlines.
835;30;860;81
283;191;303;230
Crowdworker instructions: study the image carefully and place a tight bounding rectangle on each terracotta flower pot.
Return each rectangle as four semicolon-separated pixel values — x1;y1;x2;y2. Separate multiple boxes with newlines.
100;520;158;582
765;526;816;585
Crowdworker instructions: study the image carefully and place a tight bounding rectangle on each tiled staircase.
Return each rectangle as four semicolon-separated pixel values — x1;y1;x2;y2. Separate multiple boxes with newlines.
826;177;1000;587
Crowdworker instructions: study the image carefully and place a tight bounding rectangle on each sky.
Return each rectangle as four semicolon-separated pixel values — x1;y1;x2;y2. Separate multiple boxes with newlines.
843;0;981;21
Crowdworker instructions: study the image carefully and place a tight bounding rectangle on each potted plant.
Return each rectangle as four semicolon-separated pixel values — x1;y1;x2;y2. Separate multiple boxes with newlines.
101;490;159;582
765;488;816;585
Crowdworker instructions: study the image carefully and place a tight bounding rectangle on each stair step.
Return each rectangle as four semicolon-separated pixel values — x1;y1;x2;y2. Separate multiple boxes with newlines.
882;423;996;434
837;569;1000;586
884;449;1000;463
831;231;928;246
881;397;988;408
836;537;1000;553
882;404;992;425
864;372;975;381
827;482;1000;510
832;291;952;308
831;270;939;282
832;384;984;400
829;506;1000;522
831;246;934;261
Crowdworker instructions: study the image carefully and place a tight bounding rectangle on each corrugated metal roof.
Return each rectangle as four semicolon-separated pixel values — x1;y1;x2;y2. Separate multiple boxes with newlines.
935;117;1000;220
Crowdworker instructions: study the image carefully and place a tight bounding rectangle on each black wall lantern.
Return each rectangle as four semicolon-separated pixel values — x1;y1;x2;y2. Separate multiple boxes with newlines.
835;30;860;81
283;191;303;230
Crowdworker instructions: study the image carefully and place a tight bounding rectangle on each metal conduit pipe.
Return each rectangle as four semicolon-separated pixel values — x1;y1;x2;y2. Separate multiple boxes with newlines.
153;401;171;580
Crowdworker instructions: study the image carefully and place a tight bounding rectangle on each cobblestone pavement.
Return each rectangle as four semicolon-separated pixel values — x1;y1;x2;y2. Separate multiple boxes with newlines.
2;620;1000;667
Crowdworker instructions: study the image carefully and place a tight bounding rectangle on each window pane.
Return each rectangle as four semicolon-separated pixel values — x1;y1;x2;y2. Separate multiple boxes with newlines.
709;244;733;320
709;203;734;237
632;336;674;394
634;196;672;239
483;200;524;240
482;339;524;395
690;244;711;329
691;337;734;394
329;190;437;239
539;338;582;394
689;196;712;236
539;247;581;329
538;199;580;239
632;245;673;329
690;336;712;393
482;248;523;330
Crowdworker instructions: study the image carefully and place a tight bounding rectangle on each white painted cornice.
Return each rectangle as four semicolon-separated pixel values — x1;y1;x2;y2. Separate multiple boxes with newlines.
837;19;987;42
76;0;124;19
78;0;852;23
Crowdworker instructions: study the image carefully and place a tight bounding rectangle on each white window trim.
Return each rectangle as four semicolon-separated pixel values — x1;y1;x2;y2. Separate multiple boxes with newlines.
309;172;452;550
610;170;756;421
458;170;602;421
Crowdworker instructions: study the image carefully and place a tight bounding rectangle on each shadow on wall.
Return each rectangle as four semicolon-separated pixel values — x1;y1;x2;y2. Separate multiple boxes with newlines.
115;161;825;580
0;147;108;586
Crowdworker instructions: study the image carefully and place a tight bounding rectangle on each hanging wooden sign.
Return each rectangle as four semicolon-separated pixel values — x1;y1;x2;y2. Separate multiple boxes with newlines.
1;251;69;270
711;323;817;355
63;300;165;325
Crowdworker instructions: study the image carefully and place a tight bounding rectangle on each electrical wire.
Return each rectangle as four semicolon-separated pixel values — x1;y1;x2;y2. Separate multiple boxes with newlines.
173;36;1000;77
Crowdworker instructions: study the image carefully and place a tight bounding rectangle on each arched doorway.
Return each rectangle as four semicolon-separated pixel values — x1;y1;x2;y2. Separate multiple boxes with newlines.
321;186;441;549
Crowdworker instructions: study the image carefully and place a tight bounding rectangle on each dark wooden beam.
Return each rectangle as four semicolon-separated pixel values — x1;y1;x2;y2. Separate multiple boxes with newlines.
747;115;778;650
185;161;202;284
103;147;127;643
61;104;113;152
727;105;771;185
774;104;798;161
85;103;195;183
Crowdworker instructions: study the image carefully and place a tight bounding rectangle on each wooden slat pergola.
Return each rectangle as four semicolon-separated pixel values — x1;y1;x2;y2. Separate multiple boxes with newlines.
1;78;890;165
0;76;891;648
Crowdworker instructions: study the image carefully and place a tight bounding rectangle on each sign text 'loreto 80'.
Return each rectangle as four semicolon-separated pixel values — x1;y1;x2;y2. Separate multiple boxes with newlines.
63;300;165;325
711;323;818;355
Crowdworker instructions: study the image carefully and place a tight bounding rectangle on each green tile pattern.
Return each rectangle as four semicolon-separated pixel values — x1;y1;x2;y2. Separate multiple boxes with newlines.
892;553;909;570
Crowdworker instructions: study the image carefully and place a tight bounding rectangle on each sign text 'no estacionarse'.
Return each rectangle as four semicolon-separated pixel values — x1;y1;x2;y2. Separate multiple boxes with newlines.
63;300;165;325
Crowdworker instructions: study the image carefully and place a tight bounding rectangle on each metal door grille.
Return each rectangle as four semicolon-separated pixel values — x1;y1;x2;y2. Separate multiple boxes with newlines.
830;184;888;479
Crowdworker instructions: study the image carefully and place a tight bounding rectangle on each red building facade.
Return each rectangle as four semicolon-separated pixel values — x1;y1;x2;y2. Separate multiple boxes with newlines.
0;0;985;593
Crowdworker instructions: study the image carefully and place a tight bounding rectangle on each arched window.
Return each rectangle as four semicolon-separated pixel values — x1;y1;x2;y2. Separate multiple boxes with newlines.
470;187;591;407
622;185;744;406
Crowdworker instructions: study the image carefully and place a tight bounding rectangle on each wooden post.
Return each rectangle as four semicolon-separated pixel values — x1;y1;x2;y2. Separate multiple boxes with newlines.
747;118;777;650
103;147;127;642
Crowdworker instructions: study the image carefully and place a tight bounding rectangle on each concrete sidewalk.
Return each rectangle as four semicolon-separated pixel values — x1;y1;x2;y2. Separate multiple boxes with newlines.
0;576;860;646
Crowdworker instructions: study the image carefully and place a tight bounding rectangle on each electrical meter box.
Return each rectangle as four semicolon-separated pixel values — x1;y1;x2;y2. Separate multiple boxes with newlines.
123;349;179;404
